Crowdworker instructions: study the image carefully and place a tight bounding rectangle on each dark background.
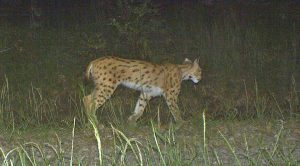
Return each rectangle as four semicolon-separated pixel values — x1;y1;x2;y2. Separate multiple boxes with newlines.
0;0;299;126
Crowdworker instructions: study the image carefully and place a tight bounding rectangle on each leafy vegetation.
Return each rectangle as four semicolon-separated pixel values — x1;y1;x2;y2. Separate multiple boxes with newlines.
0;1;299;165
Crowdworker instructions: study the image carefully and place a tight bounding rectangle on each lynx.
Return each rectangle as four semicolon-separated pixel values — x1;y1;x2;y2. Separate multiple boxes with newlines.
83;56;202;125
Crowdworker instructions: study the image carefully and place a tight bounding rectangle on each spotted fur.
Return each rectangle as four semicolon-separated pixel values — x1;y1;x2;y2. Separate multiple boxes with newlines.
83;56;202;124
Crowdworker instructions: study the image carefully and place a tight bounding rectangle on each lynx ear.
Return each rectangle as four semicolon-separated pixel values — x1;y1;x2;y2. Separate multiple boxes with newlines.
194;58;199;64
183;58;192;64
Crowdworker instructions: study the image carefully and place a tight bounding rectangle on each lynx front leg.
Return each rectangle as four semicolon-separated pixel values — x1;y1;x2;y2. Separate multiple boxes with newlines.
164;94;183;123
128;93;152;124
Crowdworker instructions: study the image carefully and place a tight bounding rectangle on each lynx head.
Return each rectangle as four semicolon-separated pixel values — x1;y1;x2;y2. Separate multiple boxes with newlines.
182;58;202;83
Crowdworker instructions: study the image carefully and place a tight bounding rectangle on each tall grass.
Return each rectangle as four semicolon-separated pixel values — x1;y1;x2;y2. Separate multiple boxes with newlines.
0;2;299;165
0;76;10;127
1;110;298;165
0;78;88;128
89;118;102;166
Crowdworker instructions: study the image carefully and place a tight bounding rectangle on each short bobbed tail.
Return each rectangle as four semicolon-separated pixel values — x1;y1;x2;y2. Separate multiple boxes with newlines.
85;62;93;80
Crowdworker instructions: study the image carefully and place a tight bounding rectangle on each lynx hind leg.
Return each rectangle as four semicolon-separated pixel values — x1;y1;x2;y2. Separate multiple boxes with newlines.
84;84;117;124
128;93;152;125
83;94;98;123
